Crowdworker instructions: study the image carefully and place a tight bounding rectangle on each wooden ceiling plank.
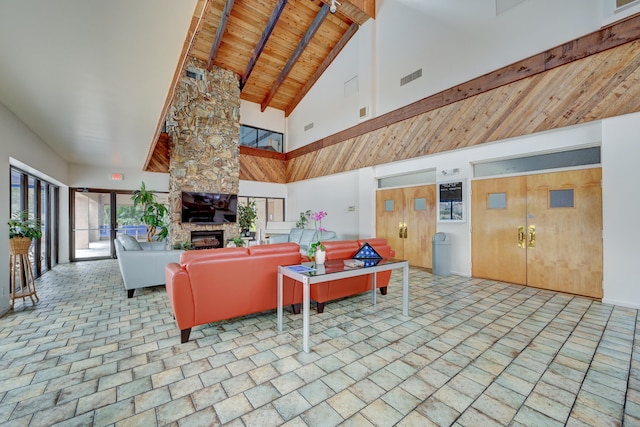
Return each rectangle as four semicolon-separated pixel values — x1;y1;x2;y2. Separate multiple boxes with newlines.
207;0;236;70
285;21;358;116
260;3;330;112
241;0;289;89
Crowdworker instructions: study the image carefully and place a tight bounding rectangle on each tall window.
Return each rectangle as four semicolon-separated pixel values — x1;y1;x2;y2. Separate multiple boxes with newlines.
9;167;59;277
240;125;284;152
237;196;285;235
617;0;638;7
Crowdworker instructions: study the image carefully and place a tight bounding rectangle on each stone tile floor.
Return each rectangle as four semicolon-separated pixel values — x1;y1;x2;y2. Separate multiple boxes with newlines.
0;259;638;426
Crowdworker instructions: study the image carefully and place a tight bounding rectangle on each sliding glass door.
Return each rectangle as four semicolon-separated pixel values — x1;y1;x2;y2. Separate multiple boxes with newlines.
71;189;167;260
9;167;59;278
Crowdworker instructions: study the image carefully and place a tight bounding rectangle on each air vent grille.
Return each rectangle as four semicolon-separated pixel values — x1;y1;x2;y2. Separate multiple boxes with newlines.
186;69;204;80
400;69;422;86
304;122;314;131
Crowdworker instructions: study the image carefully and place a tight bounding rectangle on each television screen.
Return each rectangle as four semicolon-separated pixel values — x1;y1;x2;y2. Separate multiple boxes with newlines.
181;191;238;224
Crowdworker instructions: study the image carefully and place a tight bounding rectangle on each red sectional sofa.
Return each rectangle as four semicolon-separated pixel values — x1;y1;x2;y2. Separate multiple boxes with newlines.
311;238;395;313
165;242;303;343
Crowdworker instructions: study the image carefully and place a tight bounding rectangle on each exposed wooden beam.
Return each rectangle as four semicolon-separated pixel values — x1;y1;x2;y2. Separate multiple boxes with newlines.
207;0;235;71
286;22;359;117
286;11;640;160
241;0;288;90
317;0;373;24
260;3;330;112
144;0;212;172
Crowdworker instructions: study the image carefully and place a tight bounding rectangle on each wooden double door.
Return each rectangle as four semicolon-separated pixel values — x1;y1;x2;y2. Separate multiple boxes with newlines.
376;185;436;268
471;168;602;298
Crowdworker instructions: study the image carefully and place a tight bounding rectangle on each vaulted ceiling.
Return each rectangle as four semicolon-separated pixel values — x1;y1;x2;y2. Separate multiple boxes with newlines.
189;0;373;115
0;0;372;174
145;0;374;171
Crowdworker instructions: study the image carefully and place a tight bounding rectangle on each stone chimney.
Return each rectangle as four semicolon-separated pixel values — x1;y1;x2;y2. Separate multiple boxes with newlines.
166;59;241;246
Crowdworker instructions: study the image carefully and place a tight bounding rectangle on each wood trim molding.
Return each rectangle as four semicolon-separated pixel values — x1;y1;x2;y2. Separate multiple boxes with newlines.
286;12;640;160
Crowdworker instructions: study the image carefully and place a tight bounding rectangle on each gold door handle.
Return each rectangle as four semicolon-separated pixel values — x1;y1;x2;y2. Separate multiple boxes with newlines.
403;224;408;239
518;226;525;248
528;225;536;248
399;222;404;238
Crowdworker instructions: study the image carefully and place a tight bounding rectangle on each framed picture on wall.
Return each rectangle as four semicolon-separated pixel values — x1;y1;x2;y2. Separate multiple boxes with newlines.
438;180;465;222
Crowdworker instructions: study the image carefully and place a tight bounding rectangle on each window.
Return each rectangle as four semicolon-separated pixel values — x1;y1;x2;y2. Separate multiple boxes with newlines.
237;196;285;235
617;0;637;8
240;125;283;152
10;167;60;277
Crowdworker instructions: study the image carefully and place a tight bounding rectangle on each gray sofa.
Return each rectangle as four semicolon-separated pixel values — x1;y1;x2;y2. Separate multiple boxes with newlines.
268;228;337;255
114;235;184;298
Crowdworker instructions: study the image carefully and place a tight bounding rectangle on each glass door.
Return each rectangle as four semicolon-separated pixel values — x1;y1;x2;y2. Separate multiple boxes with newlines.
71;189;168;260
71;190;112;260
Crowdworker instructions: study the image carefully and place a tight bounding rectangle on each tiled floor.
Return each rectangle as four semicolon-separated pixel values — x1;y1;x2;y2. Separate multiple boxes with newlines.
0;260;638;426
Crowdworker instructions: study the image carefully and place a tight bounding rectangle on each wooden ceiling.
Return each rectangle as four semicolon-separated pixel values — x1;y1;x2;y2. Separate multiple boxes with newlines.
145;0;373;171
187;0;372;114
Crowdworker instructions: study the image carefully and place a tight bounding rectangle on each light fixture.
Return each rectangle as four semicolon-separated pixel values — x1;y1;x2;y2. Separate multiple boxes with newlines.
330;0;340;13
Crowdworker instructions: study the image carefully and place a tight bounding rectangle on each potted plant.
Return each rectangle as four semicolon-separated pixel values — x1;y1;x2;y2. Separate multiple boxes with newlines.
238;200;257;237
132;182;169;242
296;210;311;229
306;211;328;264
226;236;245;247
8;210;42;254
172;241;194;250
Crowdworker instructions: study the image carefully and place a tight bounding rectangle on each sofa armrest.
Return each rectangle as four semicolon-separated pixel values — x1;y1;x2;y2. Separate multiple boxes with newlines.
269;234;290;244
165;263;195;331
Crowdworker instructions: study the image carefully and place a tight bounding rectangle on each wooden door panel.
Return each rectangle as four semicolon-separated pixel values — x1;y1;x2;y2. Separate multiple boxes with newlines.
526;168;603;298
404;185;436;268
376;188;405;259
471;177;527;284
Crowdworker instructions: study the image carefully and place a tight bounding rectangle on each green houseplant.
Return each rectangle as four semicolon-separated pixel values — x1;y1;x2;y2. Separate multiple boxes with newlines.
8;210;43;240
227;236;245;247
131;182;169;242
238;200;257;236
8;210;42;255
296;210;311;229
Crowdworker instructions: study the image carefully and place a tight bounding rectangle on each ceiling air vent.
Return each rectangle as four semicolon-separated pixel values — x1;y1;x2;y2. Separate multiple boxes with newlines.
400;69;422;86
185;68;204;80
304;122;314;131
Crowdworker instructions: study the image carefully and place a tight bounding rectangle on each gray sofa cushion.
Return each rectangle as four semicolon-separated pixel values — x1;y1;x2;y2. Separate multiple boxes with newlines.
117;235;142;251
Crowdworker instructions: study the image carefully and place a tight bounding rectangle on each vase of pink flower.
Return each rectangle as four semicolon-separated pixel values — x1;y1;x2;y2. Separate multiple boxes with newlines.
307;210;327;264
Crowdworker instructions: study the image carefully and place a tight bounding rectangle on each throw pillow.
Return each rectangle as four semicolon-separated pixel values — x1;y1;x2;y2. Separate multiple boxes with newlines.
118;235;142;251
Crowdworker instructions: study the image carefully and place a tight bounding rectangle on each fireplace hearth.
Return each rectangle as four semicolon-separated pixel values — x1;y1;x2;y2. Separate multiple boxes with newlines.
191;230;224;250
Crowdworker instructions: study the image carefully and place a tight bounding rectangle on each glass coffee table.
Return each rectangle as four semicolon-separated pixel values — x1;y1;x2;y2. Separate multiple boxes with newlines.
277;257;410;353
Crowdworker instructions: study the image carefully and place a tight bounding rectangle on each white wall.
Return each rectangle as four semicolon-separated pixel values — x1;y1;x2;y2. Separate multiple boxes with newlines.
0;102;70;316
69;164;169;192
240;101;285;133
287;0;639;148
601;112;640;309
286;171;362;240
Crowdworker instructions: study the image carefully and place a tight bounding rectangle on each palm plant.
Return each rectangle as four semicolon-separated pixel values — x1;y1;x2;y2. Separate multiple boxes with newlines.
131;182;169;241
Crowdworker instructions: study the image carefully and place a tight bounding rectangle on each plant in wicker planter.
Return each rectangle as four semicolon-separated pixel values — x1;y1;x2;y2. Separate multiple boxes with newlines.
8;210;42;254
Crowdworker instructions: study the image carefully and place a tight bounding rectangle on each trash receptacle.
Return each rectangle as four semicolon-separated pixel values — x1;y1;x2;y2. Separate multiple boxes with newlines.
432;232;451;276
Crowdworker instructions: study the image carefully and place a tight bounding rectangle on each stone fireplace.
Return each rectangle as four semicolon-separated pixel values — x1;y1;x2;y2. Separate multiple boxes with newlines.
166;59;241;247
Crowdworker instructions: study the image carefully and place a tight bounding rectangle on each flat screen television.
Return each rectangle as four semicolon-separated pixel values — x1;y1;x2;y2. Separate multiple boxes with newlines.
181;191;238;224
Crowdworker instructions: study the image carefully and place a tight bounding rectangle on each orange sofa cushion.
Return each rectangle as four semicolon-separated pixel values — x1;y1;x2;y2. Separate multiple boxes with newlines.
310;239;395;305
165;242;302;341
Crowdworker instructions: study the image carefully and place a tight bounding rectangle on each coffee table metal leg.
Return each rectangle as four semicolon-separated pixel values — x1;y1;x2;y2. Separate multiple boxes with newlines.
277;269;283;332
371;272;377;306
402;262;409;316
303;278;310;353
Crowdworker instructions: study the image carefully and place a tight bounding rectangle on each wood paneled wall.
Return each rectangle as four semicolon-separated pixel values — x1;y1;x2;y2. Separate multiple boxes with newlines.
239;146;286;183
152;13;640;183
286;13;640;182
